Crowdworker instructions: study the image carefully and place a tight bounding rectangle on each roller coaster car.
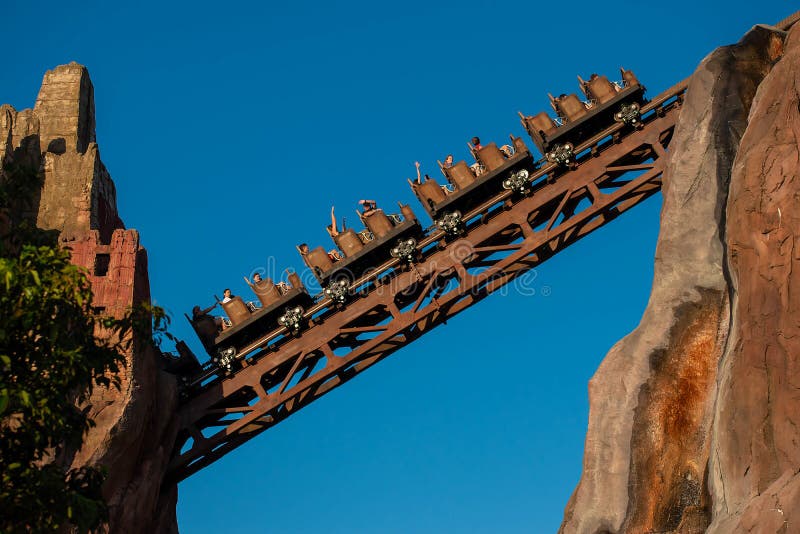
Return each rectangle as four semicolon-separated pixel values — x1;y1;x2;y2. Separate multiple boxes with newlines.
519;68;646;158
189;273;314;361
161;340;203;377
300;203;422;286
410;136;534;222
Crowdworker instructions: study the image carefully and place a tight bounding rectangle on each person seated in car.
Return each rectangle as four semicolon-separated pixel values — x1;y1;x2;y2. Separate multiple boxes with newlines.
220;288;234;304
274;269;293;294
359;199;379;217
470;161;485;176
243;272;263;285
500;144;515;158
329;205;346;237
469;137;486;176
244;272;274;292
413;161;423;184
299;242;341;265
412;161;453;196
192;303;225;345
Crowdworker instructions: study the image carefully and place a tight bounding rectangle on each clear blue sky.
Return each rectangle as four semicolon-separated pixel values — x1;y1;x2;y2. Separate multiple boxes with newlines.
4;1;792;532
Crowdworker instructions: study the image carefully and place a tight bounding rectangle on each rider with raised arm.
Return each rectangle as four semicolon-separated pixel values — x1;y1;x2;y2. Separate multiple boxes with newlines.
329;205;345;237
359;199;378;217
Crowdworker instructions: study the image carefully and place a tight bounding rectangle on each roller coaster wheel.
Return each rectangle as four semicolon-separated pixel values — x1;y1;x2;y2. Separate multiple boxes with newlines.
502;168;531;194
325;279;350;305
278;305;305;334
436;211;463;236
546;143;573;166
390;237;418;263
614;102;641;125
214;346;237;370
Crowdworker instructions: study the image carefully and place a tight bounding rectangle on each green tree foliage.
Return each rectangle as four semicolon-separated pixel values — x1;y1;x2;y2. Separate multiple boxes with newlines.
0;158;171;532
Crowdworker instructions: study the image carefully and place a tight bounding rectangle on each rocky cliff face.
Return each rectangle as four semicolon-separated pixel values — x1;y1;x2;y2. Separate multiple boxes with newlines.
562;16;800;534
708;18;800;533
1;63;179;533
1;63;122;242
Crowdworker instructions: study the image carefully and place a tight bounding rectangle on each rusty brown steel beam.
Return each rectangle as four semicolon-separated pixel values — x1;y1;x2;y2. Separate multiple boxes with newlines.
166;81;687;483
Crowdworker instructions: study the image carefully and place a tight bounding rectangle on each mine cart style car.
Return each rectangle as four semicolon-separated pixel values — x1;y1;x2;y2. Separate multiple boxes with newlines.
173;68;658;395
410;136;534;232
519;68;646;163
162;340;203;377
299;203;422;287
188;271;314;368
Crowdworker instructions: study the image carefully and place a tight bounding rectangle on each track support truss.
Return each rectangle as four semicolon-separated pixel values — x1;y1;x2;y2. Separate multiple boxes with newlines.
167;81;687;483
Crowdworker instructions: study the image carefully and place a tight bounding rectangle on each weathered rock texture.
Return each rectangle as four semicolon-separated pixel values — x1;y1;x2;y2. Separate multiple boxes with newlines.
707;19;800;533
67;232;180;534
1;63;122;242
1;64;179;533
562;16;800;534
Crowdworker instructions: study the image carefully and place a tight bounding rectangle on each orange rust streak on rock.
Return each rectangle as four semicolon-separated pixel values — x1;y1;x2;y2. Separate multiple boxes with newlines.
624;291;726;533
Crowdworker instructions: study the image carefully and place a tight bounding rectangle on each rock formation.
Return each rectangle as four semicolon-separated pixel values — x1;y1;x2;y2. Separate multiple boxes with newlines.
707;18;800;533
561;15;800;534
1;63;179;533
